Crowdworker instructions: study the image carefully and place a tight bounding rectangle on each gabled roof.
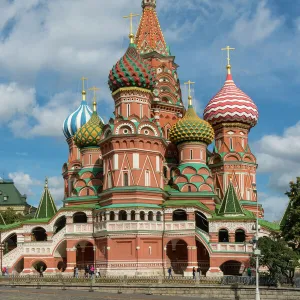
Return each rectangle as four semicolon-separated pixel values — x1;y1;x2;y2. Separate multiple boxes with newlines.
0;178;28;206
34;178;57;219
218;181;244;216
0;211;6;225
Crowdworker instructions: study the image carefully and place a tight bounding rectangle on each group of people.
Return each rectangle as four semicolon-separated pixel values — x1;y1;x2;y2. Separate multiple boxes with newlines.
167;266;202;279
73;265;101;279
1;267;9;276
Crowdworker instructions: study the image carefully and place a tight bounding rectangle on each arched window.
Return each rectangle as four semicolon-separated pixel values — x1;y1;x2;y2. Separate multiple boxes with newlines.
107;172;112;188
109;211;115;221
188;186;191;192
166;128;170;139
156;211;162;221
123;172;129;186
53;216;66;235
219;229;229;242
195;211;209;233
235;229;246;243
140;211;145;221
172;209;187;221
119;210;127;221
127;103;130;117
145;170;150;186
32;227;47;242
148;211;153;221
73;212;87;223
229;137;233;149
131;210;135;221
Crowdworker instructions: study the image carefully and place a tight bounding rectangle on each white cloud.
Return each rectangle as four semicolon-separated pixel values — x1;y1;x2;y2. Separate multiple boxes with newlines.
8;171;41;197
48;176;64;206
230;0;283;46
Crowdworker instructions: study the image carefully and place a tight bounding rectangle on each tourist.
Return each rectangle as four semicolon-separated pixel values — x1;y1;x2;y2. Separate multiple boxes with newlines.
5;267;9;277
90;265;95;279
192;267;196;280
85;265;89;278
197;266;201;279
75;266;79;279
73;266;76;278
168;267;173;279
247;267;252;277
2;267;6;276
39;266;44;277
96;267;100;278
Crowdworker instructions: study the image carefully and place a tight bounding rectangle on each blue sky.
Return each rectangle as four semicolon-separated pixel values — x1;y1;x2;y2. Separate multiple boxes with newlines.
0;0;299;221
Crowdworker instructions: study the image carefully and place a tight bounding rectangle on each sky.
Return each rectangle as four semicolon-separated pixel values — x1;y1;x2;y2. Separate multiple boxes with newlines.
0;0;299;221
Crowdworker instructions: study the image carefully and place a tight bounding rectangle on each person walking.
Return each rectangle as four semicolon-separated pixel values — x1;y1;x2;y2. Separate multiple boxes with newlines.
192;267;196;280
84;265;89;278
75;266;79;279
90;265;95;279
39;266;44;277
168;267;173;279
247;267;252;277
197;266;201;279
96;267;100;278
73;266;76;278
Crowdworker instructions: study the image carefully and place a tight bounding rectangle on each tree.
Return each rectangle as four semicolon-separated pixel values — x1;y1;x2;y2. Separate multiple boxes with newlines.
253;235;300;283
281;178;300;251
1;207;30;225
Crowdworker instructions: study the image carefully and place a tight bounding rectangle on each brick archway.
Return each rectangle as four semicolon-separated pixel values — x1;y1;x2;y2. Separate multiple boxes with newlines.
75;241;94;270
196;240;210;275
166;239;188;275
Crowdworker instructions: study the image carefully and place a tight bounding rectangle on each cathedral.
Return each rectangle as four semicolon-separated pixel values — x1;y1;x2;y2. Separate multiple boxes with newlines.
0;0;278;277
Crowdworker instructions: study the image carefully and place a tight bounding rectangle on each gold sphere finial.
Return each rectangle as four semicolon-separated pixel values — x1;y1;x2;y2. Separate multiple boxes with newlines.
221;46;235;75
123;13;139;44
81;76;88;101
184;80;195;107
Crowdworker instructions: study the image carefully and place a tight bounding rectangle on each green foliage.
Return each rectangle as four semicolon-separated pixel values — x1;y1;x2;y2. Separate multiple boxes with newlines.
281;178;300;251
1;207;32;225
252;235;300;283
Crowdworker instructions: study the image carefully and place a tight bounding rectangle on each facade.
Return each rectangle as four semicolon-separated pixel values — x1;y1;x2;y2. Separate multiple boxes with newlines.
0;0;278;277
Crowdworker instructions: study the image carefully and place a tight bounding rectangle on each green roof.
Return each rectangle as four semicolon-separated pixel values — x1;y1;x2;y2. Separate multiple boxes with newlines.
34;179;57;219
0;211;5;225
0;179;28;206
162;200;211;213
259;219;280;231
218;182;244;216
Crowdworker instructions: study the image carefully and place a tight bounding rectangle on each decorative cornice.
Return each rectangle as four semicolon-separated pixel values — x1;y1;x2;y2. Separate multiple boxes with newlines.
112;87;152;96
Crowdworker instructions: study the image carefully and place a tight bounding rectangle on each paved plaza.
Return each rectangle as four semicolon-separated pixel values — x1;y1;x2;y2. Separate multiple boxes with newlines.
0;287;219;300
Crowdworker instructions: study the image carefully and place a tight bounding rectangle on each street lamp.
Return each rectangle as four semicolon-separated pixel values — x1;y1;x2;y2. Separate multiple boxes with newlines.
252;183;260;300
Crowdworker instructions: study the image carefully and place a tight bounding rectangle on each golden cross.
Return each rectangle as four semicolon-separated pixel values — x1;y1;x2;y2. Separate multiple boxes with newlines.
123;12;139;43
89;86;100;100
81;76;88;91
184;80;195;106
221;46;235;66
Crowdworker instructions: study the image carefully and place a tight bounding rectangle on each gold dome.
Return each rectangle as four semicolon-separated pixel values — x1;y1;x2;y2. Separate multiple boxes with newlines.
74;102;104;148
169;98;214;145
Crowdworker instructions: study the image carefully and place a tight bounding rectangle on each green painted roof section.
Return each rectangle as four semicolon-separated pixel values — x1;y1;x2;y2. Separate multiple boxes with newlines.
78;167;102;177
63;196;99;202
0;211;6;225
177;163;210;173
34;179;58;219
259;219;280;231
102;186;164;193
23;218;50;224
163;200;211;213
0;179;28;206
98;203;161;210
218;182;244;216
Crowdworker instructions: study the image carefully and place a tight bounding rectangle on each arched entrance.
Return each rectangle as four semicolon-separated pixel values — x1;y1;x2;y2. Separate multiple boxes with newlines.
3;233;17;254
220;260;243;275
76;241;94;270
14;258;24;274
33;261;47;273
53;216;66;235
196;240;210;275
57;261;66;272
32;227;47;241
166;239;188;274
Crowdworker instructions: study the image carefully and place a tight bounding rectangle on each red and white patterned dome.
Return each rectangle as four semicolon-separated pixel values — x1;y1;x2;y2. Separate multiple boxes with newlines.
203;70;258;127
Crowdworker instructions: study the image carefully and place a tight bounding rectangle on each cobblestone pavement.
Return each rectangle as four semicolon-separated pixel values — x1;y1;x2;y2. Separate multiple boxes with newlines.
0;287;219;300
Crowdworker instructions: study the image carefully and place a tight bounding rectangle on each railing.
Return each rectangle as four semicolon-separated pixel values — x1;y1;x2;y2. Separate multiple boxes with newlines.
66;223;93;234
210;242;252;253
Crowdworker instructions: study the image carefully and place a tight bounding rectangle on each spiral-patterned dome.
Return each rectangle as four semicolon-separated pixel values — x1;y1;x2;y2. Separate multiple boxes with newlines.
170;100;214;145
74;102;104;148
108;43;154;93
203;69;258;127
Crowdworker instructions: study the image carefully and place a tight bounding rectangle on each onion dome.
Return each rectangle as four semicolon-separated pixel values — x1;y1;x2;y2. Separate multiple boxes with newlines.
108;43;154;93
204;65;258;127
74;101;104;148
170;95;214;145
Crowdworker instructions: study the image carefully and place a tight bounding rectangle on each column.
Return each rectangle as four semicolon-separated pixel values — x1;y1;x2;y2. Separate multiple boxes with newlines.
66;240;77;273
206;256;224;277
135;212;140;221
185;245;198;276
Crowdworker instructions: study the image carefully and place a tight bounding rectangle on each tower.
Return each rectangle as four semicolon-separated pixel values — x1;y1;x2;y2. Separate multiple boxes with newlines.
135;0;184;137
203;46;259;214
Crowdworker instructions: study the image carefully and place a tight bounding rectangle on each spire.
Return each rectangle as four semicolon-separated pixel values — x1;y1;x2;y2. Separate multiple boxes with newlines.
81;76;88;101
0;211;6;226
184;80;195;107
89;86;100;112
123;12;140;44
34;177;57;219
218;180;244;216
135;0;168;55
221;46;235;79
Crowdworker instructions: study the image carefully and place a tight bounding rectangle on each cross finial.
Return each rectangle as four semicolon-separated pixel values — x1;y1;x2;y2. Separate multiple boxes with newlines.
89;86;100;112
184;80;195;106
123;12;139;44
221;46;235;74
81;76;88;101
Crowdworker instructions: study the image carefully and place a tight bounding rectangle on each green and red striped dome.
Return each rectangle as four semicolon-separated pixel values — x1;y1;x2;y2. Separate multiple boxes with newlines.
108;43;154;93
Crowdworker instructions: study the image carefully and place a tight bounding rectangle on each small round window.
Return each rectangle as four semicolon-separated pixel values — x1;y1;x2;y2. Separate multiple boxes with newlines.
123;129;129;134
144;130;149;135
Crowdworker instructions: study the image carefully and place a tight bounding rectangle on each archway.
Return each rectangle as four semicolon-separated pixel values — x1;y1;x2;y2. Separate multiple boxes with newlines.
166;239;188;274
119;210;127;221
172;209;187;221
32;227;47;241
57;261;66;272
73;212;87;223
14;258;24;274
196;240;210;275
195;211;209;233
218;229;229;242
76;241;94;270
220;260;243;275
33;261;47;273
235;229;246;243
3;233;17;254
53;216;66;235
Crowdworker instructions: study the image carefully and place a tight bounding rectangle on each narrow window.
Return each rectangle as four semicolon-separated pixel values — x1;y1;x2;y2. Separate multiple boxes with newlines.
117;106;121;116
166;128;170;139
190;150;193;159
200;149;203;160
108;172;112;188
77;149;80;160
89;154;92;165
145;170;150;186
188;186;191;192
229;138;233;150
127;104;130;117
140;104;143;118
124;172;129;186
241;138;245;148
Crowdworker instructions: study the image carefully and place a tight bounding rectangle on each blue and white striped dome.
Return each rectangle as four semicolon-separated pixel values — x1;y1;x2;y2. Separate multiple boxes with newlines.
63;99;93;139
